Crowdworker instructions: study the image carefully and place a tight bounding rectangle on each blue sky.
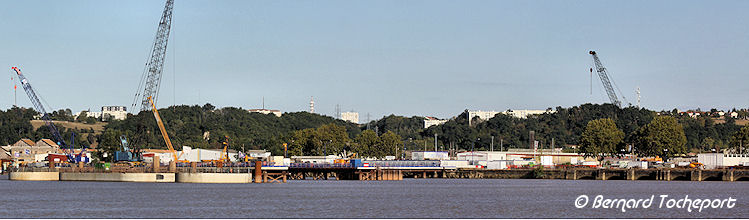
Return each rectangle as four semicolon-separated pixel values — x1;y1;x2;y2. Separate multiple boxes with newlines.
2;0;748;120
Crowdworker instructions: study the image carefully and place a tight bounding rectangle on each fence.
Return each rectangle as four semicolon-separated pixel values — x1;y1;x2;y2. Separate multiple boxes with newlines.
364;160;441;167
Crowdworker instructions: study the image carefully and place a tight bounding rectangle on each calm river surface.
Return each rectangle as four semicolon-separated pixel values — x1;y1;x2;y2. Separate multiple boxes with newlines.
0;175;747;218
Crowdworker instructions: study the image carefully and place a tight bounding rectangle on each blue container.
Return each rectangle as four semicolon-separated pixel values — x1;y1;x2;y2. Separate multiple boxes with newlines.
351;159;362;167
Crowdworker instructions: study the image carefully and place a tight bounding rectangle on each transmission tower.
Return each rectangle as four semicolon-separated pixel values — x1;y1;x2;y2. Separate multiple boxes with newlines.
133;0;174;112
636;87;641;108
589;51;628;107
335;104;341;119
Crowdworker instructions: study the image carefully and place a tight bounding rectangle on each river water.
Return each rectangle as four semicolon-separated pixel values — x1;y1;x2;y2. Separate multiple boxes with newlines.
0;175;747;218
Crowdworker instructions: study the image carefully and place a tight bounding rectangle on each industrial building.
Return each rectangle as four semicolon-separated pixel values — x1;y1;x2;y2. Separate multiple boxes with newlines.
142;146;243;163
698;153;749;169
456;151;590;167
9;139;59;163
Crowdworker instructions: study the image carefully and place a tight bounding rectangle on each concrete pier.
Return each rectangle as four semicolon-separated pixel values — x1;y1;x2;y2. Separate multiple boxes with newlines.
176;173;252;183
60;172;175;182
9;172;60;181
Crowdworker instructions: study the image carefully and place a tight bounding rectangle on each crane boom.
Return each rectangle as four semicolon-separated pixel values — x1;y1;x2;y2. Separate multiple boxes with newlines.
589;51;622;107
148;96;179;162
11;67;72;158
134;0;174;112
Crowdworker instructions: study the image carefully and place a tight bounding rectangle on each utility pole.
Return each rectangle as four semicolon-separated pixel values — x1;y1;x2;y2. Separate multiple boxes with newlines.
434;133;437;152
491;136;494;151
551;138;554;150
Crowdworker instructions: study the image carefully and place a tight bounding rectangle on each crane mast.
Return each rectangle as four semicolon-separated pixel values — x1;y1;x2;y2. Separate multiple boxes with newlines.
589;51;622;107
134;0;174;112
148;96;179;162
12;67;72;158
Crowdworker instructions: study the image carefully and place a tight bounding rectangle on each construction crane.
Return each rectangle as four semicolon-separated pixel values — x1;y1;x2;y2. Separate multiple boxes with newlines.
589;51;628;107
219;136;230;163
11;67;76;163
148;96;180;162
133;0;174;112
115;135;142;162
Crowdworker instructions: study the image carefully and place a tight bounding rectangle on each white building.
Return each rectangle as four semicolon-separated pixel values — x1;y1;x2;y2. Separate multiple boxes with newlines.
411;151;449;160
248;109;282;117
424;116;447;128
698;153;749;169
468;109;556;125
102;106;127;121
341;112;359;124
468;110;502;122
504;109;555;119
75;111;102;120
142;146;239;163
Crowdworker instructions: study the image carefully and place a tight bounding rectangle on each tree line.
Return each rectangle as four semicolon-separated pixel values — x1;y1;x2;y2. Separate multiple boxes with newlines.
1;103;747;160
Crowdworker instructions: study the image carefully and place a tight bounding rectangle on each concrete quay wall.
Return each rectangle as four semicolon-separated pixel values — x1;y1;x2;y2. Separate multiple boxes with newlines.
176;173;252;183
59;172;176;182
9;172;60;181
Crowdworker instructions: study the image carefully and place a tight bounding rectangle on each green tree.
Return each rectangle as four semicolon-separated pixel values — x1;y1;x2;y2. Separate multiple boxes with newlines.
354;130;381;158
729;126;749;154
579;118;624;161
633;116;687;160
96;129;124;162
314;123;350;156
287;128;316;156
379;131;403;158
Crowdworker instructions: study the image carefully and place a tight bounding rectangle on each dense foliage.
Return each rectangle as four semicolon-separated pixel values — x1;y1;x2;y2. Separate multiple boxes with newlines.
0;106;95;148
102;104;361;156
579;118;625;160
631;116;687;159
1;103;746;159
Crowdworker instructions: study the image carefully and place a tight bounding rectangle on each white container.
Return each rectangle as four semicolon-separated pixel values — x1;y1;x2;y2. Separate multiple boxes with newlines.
412;151;449;160
541;156;553;166
440;160;469;168
486;161;508;169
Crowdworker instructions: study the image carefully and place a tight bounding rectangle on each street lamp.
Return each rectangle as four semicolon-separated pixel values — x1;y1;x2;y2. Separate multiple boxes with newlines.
662;148;668;162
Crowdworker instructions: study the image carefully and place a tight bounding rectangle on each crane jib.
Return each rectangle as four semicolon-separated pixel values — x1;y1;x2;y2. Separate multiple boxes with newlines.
11;67;75;161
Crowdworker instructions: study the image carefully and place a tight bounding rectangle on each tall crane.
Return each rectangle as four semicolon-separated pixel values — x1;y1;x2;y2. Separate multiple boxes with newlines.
148;96;180;162
11;67;74;162
589;51;628;107
133;0;174;112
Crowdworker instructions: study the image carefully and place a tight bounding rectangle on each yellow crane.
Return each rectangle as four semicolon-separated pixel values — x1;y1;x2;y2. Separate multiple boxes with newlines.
219;136;230;163
148;96;182;162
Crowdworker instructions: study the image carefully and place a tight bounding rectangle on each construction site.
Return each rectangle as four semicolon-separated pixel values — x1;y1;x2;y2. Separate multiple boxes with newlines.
5;0;749;185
